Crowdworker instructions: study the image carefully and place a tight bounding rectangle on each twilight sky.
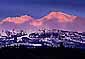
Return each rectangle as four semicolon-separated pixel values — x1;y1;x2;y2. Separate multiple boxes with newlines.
0;0;85;19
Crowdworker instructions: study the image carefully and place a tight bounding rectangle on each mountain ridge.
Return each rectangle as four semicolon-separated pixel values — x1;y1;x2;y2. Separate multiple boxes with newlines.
0;11;85;32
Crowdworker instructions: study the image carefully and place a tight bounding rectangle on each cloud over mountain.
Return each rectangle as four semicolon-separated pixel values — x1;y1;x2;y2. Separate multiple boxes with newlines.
0;11;85;32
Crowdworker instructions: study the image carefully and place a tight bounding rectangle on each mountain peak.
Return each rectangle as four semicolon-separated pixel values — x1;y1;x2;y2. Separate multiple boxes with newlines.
43;11;77;22
0;15;33;24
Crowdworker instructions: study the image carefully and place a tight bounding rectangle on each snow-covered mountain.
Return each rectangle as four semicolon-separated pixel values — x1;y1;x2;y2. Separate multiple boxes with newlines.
0;11;85;32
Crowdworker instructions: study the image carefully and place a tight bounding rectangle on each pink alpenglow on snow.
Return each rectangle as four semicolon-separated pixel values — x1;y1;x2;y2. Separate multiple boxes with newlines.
0;11;85;32
30;20;43;26
0;15;33;24
43;12;77;22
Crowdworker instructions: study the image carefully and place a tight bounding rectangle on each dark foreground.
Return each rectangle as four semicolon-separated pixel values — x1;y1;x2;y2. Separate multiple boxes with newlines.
0;46;85;59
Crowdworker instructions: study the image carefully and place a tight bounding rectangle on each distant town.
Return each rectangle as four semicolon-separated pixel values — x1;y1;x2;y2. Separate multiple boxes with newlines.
0;29;85;48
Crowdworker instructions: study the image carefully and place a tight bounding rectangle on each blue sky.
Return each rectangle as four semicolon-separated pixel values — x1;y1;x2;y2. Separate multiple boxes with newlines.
0;0;85;19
